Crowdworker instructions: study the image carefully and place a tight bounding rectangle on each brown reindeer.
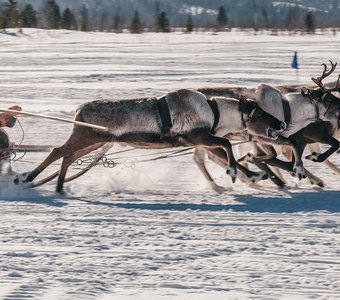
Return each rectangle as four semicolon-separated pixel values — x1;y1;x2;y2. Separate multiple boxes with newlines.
16;89;286;194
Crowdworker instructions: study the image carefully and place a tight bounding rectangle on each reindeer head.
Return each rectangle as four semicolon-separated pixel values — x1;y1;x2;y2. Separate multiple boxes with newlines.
239;96;287;140
301;60;340;122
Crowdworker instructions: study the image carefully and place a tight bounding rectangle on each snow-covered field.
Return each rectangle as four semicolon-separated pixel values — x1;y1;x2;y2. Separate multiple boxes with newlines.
0;28;340;299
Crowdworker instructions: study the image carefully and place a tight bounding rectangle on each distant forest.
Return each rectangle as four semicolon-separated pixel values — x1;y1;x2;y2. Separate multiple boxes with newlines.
1;0;340;33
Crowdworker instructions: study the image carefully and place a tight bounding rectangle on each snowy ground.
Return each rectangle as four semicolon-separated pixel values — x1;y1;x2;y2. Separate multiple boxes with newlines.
0;28;340;299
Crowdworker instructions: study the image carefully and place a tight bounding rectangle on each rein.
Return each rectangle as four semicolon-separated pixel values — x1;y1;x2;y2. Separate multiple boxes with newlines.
74;147;194;169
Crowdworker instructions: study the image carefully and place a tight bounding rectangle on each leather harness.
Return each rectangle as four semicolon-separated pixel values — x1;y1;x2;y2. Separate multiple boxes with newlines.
207;99;220;134
156;96;220;136
156;96;172;137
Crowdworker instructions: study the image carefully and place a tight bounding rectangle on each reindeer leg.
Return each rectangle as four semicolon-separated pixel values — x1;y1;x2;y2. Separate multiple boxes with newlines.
265;158;324;187
253;144;286;187
57;155;75;195
305;136;340;163
15;145;67;184
252;161;286;188
306;143;339;174
56;143;108;194
257;136;305;180
323;159;340;175
17;126;110;187
17;130;90;184
205;147;269;184
304;169;325;187
239;143;277;163
238;143;285;187
193;148;226;193
185;130;237;183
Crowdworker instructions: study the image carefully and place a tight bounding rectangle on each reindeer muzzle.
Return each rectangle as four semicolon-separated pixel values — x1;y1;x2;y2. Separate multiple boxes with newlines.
266;128;280;140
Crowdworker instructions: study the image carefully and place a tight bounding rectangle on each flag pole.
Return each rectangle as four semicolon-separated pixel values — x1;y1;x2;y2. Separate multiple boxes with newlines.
291;51;300;82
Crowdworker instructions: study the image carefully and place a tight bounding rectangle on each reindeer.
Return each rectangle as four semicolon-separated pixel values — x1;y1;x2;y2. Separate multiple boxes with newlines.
261;61;340;186
196;61;340;188
16;89;286;194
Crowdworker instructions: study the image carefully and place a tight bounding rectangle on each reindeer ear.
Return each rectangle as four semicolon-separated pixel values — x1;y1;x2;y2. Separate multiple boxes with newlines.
238;96;256;113
238;96;248;112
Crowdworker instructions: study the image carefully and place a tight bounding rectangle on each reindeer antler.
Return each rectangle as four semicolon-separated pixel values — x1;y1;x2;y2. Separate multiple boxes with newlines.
311;60;339;92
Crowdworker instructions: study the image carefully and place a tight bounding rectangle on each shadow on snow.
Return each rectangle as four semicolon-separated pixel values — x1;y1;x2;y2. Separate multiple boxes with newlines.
113;190;340;213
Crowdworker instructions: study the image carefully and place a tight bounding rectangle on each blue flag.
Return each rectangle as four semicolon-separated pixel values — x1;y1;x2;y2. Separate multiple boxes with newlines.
291;51;298;69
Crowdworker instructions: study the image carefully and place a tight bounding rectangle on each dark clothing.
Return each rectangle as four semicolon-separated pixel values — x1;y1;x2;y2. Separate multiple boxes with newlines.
0;114;17;128
0;114;17;173
0;128;10;149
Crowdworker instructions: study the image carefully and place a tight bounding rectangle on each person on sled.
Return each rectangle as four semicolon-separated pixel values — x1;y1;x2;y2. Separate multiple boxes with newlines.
0;105;22;174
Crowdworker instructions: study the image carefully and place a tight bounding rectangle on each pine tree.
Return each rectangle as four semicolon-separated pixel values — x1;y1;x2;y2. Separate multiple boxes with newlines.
44;0;61;29
0;10;6;29
217;5;228;30
186;14;193;33
99;10;109;32
262;9;269;30
80;5;89;31
4;0;20;28
61;8;77;30
157;11;170;32
21;4;37;28
305;11;315;34
113;10;123;33
129;10;142;34
154;0;160;32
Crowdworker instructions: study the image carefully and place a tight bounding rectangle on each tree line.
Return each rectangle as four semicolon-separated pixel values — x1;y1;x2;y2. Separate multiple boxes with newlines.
0;0;320;34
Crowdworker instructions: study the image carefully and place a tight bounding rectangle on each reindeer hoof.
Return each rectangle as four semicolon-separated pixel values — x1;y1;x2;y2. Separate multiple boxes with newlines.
56;189;66;196
262;173;269;180
227;166;237;183
317;182;325;188
312;180;325;188
250;171;269;183
305;152;320;162
293;164;305;180
309;178;325;187
14;172;30;185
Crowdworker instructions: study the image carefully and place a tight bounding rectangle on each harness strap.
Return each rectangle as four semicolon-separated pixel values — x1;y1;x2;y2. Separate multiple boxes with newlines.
321;93;333;118
303;92;321;121
207;99;220;134
157;96;172;137
248;107;257;119
313;99;320;120
281;98;291;125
